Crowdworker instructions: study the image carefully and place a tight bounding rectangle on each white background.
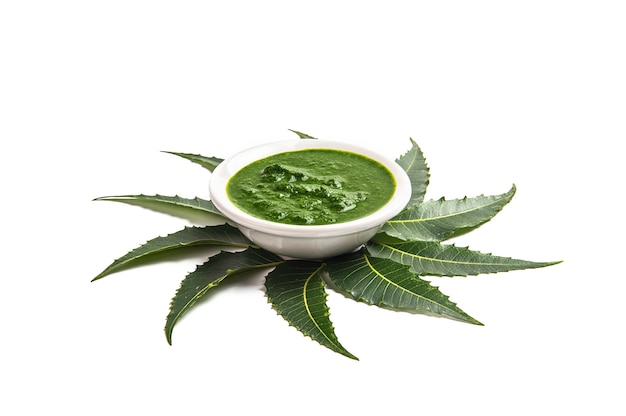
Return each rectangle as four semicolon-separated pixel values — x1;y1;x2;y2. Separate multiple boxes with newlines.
1;1;624;415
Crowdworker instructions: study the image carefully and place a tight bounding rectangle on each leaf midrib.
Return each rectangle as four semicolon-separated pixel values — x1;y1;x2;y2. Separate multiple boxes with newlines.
302;263;344;352
172;261;283;331
403;150;419;173
387;197;505;224
362;254;459;316
378;243;514;267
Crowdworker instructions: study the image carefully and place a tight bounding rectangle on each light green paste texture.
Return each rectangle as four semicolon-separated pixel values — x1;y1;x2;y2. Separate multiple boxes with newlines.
226;149;395;225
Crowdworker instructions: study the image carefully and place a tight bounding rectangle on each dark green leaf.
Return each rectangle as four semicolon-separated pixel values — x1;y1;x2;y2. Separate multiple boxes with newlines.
94;194;224;223
381;185;516;242
162;151;223;172
326;250;481;325
288;129;319;139
166;248;284;344
92;225;254;281
397;138;429;207
265;261;358;360
367;240;561;277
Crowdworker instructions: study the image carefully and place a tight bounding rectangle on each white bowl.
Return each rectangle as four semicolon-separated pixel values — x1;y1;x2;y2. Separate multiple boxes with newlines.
209;140;411;259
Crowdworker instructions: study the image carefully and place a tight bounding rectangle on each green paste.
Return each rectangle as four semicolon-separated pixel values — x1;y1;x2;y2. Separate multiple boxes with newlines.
226;149;396;225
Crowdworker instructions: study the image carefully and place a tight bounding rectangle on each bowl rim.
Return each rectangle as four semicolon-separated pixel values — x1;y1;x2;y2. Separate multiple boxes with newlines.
209;140;411;237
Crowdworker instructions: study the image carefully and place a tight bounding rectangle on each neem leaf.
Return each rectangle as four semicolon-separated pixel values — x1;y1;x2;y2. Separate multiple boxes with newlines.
397;138;429;207
288;129;319;139
265;261;357;360
92;135;562;360
366;240;561;277
166;248;284;344
92;224;255;281
326;250;481;325
94;194;224;222
162;151;223;172
381;185;516;242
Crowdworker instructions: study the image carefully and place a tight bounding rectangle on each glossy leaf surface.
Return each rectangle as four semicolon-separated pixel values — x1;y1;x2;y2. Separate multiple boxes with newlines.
265;261;357;360
166;248;283;344
93;225;254;281
381;186;516;242
326;250;481;325
367;240;560;277
396;138;429;207
94;194;224;222
163;151;223;172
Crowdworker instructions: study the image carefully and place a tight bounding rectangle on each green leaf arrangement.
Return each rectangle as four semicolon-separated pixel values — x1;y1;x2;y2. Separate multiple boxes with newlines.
93;132;560;360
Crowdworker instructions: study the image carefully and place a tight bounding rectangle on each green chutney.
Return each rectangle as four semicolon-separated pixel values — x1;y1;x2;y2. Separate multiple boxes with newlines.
226;148;396;225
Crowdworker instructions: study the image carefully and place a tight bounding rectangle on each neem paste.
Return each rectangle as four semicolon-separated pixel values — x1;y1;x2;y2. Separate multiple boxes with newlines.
226;149;396;225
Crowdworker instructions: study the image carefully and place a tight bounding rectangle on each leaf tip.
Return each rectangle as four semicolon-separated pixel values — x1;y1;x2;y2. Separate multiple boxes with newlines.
165;328;173;345
288;129;318;140
91;269;110;281
471;317;485;326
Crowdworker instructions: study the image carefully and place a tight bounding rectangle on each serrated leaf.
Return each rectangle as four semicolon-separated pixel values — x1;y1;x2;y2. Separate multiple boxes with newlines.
288;129;318;139
265;261;358;360
163;151;223;172
94;194;224;223
92;224;254;281
367;240;561;277
165;248;284;344
397;138;429;207
381;185;516;242
326;250;481;325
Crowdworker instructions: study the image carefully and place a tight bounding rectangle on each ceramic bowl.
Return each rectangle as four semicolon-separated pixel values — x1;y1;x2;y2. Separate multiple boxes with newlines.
209;140;411;259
